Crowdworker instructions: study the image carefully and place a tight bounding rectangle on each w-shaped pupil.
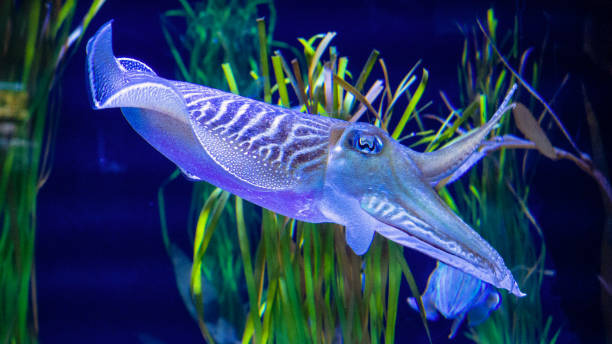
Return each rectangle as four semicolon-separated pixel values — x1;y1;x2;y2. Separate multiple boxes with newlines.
351;131;383;154
358;137;376;151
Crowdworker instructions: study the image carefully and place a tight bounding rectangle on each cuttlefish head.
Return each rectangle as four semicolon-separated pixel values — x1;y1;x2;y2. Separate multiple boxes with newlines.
322;121;524;297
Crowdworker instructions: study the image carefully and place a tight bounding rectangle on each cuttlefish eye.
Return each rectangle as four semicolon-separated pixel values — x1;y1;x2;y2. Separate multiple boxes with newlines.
347;130;384;154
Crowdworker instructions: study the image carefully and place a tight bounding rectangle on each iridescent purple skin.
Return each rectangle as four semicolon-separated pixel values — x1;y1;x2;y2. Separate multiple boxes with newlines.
86;21;525;297
408;262;502;339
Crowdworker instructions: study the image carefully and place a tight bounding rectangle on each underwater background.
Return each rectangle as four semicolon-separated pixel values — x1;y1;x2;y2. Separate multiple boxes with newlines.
11;0;610;343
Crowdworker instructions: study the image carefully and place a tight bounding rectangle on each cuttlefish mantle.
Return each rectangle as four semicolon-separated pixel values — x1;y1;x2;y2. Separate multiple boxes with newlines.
86;21;525;297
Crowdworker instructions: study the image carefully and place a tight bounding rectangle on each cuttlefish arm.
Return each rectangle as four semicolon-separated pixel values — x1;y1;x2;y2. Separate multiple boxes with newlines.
407;85;516;186
87;21;524;296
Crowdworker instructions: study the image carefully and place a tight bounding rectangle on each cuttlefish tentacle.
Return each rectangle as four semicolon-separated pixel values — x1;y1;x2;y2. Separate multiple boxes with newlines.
87;21;525;297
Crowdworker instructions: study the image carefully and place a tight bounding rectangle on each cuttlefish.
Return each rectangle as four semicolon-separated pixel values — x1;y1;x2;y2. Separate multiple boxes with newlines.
408;262;502;338
86;21;524;297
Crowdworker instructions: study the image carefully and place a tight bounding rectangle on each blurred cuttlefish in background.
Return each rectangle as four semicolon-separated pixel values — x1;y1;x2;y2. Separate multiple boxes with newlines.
408;262;502;338
86;21;524;297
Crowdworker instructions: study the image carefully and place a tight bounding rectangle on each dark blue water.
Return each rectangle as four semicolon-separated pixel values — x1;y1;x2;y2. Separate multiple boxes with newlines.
36;0;611;343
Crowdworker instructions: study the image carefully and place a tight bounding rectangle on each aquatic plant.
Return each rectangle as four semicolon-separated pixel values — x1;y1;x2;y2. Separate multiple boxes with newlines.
161;0;276;94
0;1;104;342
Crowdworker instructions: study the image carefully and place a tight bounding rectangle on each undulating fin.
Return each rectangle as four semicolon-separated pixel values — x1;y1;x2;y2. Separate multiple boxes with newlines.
86;20;187;123
179;166;203;181
344;224;375;255
407;84;517;185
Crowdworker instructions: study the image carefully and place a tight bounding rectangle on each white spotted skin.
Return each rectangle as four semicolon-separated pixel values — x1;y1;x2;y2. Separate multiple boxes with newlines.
174;81;338;192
